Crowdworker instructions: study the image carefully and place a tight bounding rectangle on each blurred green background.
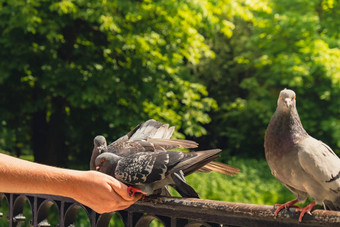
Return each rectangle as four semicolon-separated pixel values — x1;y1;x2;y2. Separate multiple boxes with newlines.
1;0;340;219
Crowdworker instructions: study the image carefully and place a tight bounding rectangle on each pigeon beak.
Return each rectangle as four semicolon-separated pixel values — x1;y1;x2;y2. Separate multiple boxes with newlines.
98;146;105;153
96;166;100;171
284;98;293;107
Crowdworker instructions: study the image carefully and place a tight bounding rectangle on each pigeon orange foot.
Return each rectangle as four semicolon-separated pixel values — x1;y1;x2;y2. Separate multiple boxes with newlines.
296;201;316;222
127;186;146;197
274;199;299;216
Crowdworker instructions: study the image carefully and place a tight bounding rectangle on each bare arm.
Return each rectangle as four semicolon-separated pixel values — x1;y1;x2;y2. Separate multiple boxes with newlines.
0;153;141;213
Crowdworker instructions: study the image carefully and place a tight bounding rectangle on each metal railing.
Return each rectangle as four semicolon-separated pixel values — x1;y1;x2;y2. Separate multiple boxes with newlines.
1;193;340;226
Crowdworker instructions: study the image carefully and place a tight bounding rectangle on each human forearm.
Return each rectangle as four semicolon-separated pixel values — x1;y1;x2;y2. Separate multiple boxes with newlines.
0;153;141;213
0;153;74;195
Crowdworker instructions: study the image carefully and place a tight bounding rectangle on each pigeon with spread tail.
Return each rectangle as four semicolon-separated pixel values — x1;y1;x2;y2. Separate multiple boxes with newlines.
95;149;222;198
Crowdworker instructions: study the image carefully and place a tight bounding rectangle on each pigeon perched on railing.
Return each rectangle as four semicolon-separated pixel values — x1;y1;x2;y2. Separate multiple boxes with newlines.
264;89;340;222
95;149;222;198
90;119;239;175
90;136;107;170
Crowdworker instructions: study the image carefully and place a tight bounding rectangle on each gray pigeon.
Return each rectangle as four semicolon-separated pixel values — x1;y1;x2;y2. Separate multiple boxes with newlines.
89;120;197;171
95;149;222;198
264;88;340;222
90;119;239;176
90;135;107;170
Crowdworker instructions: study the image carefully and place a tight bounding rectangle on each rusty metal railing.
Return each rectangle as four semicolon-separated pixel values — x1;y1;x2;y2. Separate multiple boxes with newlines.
0;193;340;226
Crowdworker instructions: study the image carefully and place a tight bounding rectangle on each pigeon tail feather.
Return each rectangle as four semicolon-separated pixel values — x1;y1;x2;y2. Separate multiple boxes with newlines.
172;149;222;176
171;172;199;198
197;162;240;176
147;138;198;149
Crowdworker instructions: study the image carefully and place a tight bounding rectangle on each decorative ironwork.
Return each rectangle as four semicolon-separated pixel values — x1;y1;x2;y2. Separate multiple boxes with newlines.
0;193;340;226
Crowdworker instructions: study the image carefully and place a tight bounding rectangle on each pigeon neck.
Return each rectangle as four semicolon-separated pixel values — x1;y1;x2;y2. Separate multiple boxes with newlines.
274;106;308;143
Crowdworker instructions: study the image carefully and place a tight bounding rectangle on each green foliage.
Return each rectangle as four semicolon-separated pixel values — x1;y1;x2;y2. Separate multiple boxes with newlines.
73;209;90;226
0;0;219;165
172;158;296;205
0;198;9;226
193;0;340;158
1;0;340;165
109;213;125;227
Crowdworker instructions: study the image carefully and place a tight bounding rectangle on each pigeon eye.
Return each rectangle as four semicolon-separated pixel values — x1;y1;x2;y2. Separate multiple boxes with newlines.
293;95;296;100
100;158;105;164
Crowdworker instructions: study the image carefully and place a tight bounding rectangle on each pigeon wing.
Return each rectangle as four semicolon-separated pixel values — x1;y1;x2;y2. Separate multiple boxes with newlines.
107;119;198;155
107;119;162;149
129;119;165;140
114;152;171;185
298;136;340;207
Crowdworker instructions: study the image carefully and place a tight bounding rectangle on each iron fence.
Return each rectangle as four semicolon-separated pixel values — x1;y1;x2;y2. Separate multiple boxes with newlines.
0;193;340;226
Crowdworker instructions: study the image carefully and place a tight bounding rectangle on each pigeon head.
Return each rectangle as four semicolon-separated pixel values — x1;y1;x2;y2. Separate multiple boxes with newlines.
95;152;119;174
277;89;296;111
94;135;107;153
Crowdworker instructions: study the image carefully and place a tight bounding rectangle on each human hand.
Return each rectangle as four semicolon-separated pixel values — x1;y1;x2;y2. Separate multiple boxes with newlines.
69;171;142;213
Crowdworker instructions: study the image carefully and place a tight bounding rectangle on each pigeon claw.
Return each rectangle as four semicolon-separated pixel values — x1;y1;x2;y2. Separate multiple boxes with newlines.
296;201;316;222
274;199;299;217
127;186;145;197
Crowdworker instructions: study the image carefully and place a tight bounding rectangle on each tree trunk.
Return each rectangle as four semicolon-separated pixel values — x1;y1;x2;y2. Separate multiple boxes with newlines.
32;97;67;167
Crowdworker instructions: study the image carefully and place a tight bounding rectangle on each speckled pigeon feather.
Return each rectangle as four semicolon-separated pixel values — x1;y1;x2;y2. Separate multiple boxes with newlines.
265;89;340;211
95;149;221;197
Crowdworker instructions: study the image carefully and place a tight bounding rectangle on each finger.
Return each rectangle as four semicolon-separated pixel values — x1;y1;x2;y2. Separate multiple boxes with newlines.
99;173;141;202
95;191;133;213
108;187;142;209
111;194;138;211
108;179;136;201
